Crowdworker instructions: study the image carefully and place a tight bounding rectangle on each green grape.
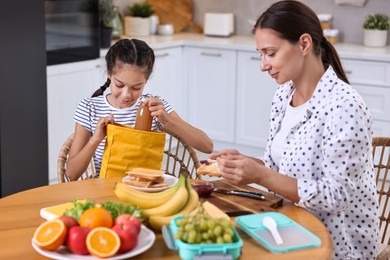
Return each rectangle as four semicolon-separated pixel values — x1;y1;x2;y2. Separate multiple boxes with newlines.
184;223;194;232
223;233;233;243
175;230;183;240
202;232;210;240
216;236;224;244
224;227;234;237
207;219;216;229
200;219;208;231
196;232;202;244
213;225;222;237
188;229;197;241
182;231;189;242
175;203;235;245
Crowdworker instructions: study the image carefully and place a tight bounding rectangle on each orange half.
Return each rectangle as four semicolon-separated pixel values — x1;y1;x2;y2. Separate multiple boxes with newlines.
86;227;120;258
32;219;67;251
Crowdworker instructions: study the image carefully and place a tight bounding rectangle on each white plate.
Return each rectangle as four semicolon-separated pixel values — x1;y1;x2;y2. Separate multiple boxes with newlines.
32;225;156;260
122;174;178;192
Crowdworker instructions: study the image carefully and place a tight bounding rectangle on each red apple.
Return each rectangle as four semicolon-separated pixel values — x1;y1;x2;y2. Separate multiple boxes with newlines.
114;214;142;234
58;215;79;245
67;226;90;255
58;215;79;230
112;223;138;253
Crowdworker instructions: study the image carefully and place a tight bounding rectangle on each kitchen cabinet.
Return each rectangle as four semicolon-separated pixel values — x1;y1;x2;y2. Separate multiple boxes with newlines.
146;47;185;116
342;58;390;137
236;51;278;153
186;47;237;143
46;59;104;184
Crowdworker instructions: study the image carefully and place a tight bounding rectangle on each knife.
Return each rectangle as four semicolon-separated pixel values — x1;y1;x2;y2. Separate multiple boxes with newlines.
213;188;266;200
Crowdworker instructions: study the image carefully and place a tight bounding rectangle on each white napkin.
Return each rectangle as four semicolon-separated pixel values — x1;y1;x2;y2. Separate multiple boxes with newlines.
334;0;367;7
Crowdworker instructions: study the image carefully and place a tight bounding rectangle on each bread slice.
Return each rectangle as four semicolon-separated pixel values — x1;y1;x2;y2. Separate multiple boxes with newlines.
197;160;222;177
126;168;165;181
123;178;168;188
125;168;167;188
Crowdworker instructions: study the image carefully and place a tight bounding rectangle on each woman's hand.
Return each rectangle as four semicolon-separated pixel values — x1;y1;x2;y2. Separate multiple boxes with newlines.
92;114;114;143
210;149;263;185
144;98;170;124
209;149;241;159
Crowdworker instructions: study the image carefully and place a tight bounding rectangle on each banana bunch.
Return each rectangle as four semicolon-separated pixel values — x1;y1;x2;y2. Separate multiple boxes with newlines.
148;176;200;230
114;173;200;231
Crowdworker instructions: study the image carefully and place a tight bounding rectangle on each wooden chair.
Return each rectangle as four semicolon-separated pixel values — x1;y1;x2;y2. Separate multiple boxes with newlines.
57;128;202;183
57;133;97;183
373;137;390;260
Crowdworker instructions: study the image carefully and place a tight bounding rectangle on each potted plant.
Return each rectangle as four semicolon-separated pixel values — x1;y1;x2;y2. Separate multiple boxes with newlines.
124;1;154;36
99;0;116;48
363;13;390;47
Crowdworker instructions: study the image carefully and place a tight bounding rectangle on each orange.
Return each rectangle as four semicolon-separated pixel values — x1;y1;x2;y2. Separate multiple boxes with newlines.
32;219;67;251
79;207;113;229
86;227;120;258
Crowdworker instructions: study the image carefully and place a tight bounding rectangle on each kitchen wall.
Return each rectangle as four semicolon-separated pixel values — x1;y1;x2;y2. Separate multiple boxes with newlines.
114;0;389;44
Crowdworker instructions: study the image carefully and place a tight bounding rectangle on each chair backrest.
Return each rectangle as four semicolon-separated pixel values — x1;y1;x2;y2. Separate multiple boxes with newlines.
57;128;202;183
373;137;390;245
57;133;96;183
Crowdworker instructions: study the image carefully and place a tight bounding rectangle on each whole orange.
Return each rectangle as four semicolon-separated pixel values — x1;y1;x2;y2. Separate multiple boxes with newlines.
79;207;113;229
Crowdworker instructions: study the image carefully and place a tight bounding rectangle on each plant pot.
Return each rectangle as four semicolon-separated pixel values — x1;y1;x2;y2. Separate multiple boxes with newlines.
124;16;150;36
363;29;388;47
100;27;113;48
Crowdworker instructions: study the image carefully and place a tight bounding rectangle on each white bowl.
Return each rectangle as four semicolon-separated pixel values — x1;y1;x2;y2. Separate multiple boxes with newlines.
158;24;174;35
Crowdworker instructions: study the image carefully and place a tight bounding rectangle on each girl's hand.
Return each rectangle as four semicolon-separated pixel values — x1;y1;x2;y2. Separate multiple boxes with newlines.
92;114;114;143
144;98;170;124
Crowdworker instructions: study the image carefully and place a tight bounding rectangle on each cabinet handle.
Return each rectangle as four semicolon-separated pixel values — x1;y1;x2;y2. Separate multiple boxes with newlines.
155;53;169;58
344;70;352;75
250;56;261;61
201;52;222;57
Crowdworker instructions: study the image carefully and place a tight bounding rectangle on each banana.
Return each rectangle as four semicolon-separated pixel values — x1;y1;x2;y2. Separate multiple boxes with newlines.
114;179;180;209
143;174;189;217
148;177;200;230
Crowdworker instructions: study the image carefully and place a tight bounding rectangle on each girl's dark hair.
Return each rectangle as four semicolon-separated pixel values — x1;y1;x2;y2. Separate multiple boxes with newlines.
92;39;155;97
252;0;349;84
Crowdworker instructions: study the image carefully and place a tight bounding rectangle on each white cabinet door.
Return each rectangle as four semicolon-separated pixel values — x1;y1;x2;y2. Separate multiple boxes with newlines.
186;47;236;142
47;59;102;184
236;51;278;149
342;58;390;137
146;47;184;116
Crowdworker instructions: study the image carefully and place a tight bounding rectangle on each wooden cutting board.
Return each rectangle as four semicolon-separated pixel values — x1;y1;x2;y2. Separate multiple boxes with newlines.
206;180;284;216
148;0;202;33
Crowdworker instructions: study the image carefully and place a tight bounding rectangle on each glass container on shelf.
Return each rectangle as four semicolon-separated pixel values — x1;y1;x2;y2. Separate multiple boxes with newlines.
111;5;123;39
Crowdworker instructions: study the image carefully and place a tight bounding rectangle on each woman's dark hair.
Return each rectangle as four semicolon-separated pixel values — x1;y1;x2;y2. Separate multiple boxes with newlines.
253;0;349;84
92;39;155;97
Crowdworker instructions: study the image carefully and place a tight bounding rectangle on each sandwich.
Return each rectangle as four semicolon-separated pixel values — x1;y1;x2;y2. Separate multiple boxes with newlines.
197;159;222;177
124;168;167;188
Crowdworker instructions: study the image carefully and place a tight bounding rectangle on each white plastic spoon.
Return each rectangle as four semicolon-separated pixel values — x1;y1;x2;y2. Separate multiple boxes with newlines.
263;216;284;245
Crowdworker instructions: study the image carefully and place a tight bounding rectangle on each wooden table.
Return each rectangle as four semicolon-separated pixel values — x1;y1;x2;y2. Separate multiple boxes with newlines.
0;178;333;259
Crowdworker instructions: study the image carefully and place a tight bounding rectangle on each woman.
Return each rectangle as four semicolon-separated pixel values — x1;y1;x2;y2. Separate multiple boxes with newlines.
210;1;379;259
66;39;213;180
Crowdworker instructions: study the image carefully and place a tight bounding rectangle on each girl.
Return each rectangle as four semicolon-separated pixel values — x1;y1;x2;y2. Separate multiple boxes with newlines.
210;1;379;259
67;39;213;180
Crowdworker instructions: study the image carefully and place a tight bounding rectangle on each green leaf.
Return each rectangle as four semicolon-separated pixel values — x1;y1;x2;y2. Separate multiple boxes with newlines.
63;199;96;221
101;200;144;222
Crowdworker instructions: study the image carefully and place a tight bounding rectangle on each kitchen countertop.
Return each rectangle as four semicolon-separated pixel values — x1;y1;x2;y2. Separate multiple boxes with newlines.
101;33;390;62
